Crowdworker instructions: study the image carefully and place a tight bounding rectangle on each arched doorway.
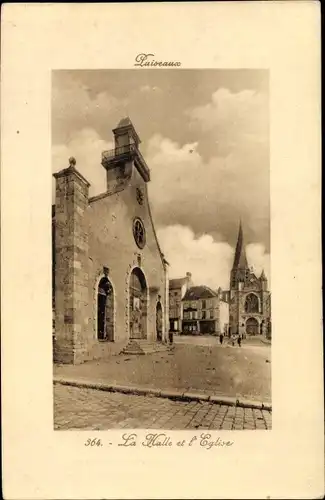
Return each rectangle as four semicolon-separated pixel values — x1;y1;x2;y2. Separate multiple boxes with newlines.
156;302;163;341
97;277;114;341
246;317;259;336
129;267;147;339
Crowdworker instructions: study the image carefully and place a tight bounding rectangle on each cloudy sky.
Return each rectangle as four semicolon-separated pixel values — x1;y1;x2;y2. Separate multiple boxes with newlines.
52;69;270;289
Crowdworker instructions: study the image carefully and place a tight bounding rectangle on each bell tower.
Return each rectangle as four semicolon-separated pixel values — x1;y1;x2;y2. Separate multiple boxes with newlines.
229;220;250;336
229;220;271;338
101;117;150;192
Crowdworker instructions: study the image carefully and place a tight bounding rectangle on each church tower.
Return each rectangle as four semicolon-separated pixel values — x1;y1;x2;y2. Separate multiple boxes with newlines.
228;221;271;339
101;117;150;193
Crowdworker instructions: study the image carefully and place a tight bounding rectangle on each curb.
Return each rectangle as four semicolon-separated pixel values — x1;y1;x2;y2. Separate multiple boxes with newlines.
53;377;272;412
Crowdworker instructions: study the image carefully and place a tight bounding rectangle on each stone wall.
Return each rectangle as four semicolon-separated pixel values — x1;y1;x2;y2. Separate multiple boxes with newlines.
53;165;90;364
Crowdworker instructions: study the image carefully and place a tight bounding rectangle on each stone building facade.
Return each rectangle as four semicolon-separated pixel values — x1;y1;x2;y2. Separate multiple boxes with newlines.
169;273;193;332
52;118;169;364
229;222;271;338
182;286;221;335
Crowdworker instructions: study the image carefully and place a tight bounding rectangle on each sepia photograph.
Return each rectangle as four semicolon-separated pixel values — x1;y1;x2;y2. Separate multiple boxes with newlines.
52;69;272;431
2;3;323;499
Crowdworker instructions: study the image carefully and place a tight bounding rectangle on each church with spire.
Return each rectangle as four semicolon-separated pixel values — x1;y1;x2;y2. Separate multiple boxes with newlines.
229;221;271;339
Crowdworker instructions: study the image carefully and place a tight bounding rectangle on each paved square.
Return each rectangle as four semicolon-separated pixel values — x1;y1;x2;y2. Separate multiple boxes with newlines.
54;384;272;430
54;339;271;403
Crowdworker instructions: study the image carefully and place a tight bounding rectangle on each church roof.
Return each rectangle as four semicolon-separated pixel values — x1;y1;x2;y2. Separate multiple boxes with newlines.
182;286;218;301
232;220;248;270
169;277;188;289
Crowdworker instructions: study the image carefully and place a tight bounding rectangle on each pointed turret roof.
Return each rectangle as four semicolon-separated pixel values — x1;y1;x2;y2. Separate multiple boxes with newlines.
260;269;267;281
232;220;248;270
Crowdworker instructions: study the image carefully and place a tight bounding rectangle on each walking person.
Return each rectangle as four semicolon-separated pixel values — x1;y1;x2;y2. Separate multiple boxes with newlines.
231;332;237;347
219;332;224;345
237;333;242;347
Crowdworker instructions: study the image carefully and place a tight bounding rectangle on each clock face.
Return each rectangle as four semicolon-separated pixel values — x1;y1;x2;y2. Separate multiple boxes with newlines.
133;218;146;249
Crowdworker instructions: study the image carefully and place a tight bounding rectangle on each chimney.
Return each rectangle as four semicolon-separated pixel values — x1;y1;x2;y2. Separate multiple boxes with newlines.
186;272;192;288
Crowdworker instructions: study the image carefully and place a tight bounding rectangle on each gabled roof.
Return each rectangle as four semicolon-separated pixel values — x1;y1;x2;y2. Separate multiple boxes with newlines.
169;277;188;289
182;286;218;301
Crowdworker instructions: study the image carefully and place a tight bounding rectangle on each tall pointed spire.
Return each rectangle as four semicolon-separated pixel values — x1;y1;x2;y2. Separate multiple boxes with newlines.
232;220;248;270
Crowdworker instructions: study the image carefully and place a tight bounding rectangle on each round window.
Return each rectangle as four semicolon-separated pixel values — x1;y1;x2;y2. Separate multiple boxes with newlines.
133;218;146;249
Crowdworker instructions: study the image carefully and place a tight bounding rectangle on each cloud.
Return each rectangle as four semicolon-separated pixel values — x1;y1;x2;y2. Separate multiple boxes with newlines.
52;128;113;201
157;225;234;290
144;88;269;249
146;132;269;249
52;73;128;145
140;84;161;93
186;87;268;156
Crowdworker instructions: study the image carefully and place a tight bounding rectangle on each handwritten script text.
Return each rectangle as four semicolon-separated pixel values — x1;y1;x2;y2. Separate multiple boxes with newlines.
134;53;181;67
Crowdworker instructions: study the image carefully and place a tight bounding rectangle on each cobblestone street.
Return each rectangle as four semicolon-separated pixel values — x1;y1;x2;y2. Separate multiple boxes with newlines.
54;384;272;430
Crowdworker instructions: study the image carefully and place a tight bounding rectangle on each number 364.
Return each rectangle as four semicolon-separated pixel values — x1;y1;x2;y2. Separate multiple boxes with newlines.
85;438;102;447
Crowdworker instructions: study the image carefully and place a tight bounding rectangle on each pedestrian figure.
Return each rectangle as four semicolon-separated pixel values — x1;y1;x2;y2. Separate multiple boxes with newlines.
219;333;224;345
231;333;237;346
237;334;242;347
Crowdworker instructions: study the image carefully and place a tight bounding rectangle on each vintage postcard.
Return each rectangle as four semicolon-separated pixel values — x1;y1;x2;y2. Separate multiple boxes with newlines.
1;2;323;499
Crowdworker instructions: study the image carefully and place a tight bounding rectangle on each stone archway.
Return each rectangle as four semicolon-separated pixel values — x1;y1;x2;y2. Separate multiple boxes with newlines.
156;301;163;341
246;317;259;336
97;277;114;341
129;267;148;339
